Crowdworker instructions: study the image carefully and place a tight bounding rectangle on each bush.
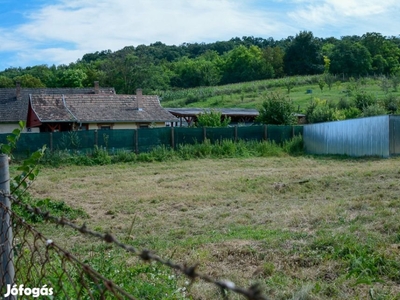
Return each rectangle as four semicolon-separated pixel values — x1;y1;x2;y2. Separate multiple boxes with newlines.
283;135;304;155
185;93;201;104
337;97;353;110
306;100;336;123
197;110;231;127
383;93;399;114
354;92;376;110
257;92;296;125
362;104;387;117
92;146;111;165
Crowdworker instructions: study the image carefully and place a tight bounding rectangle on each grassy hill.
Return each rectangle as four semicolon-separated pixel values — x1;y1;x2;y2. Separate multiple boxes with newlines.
158;75;400;114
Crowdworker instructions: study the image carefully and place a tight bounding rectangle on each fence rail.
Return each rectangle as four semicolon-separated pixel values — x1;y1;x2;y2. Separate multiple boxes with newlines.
0;125;303;155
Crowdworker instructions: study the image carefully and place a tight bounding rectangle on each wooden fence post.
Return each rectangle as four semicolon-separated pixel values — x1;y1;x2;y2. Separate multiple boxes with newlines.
0;154;15;298
203;127;207;142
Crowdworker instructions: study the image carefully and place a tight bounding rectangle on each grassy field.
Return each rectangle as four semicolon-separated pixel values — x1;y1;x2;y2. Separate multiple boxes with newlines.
26;155;400;299
158;75;400;113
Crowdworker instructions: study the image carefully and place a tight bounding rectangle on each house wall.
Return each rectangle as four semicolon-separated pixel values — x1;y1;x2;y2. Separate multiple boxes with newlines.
0;123;40;133
303;115;390;157
87;122;166;130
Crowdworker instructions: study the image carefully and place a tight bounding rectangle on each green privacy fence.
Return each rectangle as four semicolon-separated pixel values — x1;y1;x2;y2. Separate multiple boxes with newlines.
0;125;303;154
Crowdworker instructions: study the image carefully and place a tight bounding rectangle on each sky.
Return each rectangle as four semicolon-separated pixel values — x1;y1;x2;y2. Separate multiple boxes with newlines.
0;0;400;71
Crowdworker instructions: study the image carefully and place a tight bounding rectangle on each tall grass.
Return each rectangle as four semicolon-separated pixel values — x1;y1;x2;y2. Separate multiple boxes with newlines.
41;137;304;166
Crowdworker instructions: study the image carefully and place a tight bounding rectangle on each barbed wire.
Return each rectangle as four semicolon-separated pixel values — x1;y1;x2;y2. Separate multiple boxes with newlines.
0;190;268;300
0;201;137;300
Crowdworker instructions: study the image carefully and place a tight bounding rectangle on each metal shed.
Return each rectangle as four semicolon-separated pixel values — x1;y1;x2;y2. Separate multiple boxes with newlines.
303;115;400;157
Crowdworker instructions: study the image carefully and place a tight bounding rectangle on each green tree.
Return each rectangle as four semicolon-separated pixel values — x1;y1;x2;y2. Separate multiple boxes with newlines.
221;45;274;84
25;65;57;87
58;69;88;87
361;32;400;74
263;46;285;77
170;53;221;88
197;110;231;127
14;74;45;88
329;41;372;76
283;31;324;76
257;92;296;125
0;75;14;87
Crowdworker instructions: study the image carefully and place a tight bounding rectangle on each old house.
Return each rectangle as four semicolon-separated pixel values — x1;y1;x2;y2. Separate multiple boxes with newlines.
27;88;178;132
0;81;115;133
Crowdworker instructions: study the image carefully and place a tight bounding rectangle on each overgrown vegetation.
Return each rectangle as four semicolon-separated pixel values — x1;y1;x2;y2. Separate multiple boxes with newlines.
40;137;304;166
1;122;88;223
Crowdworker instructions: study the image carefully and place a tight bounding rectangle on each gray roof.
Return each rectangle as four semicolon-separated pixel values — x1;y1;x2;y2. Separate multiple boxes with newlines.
0;86;115;123
30;94;178;123
167;108;259;117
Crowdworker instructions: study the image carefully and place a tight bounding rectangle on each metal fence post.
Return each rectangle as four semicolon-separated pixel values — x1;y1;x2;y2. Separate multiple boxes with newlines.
94;130;98;147
135;129;139;154
0;154;15;299
234;126;238;142
171;127;175;150
264;125;268;141
49;132;53;152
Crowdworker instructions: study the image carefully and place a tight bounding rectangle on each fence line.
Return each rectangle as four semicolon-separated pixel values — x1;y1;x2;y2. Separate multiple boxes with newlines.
0;188;268;300
0;125;303;155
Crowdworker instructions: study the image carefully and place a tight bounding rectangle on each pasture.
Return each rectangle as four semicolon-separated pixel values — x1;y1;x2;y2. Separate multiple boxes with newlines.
29;156;400;299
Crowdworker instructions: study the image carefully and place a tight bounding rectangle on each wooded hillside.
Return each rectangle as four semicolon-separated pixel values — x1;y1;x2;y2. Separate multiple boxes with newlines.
1;31;400;95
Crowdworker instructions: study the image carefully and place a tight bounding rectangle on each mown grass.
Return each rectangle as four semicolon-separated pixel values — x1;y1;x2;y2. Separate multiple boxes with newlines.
24;154;400;299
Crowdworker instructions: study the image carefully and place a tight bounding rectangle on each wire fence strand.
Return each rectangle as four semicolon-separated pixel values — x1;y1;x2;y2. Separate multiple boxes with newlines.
0;190;268;300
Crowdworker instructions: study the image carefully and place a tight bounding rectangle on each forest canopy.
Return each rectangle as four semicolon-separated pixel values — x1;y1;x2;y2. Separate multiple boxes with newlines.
1;31;400;94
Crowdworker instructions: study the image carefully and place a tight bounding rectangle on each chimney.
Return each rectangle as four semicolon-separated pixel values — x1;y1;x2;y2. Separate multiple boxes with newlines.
16;81;21;99
94;81;100;94
136;88;142;110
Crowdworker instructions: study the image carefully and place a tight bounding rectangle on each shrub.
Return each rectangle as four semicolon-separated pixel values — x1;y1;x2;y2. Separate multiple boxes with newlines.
92;146;111;165
197;110;231;127
362;104;387;117
257;92;296;125
306;99;336;123
185;93;201;104
383;93;399;114
354;92;376;110
283;135;304;155
337;97;353;110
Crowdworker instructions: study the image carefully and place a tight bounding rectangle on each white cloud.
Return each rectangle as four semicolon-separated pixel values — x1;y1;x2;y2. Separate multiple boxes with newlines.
7;0;293;67
288;0;400;28
1;0;400;69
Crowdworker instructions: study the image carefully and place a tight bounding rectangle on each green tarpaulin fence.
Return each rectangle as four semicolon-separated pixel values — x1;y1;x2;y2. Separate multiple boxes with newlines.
1;125;303;154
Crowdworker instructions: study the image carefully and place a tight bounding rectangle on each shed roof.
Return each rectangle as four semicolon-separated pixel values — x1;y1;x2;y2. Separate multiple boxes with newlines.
167;108;259;117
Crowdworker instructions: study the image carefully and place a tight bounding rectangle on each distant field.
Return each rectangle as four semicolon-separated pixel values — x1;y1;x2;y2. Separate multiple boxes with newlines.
159;76;400;113
30;156;400;299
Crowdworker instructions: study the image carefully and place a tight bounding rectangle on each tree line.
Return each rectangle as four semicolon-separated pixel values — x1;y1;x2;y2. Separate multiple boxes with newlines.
1;31;400;93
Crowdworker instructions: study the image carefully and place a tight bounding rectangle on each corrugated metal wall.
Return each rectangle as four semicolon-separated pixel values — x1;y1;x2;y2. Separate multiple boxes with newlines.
303;115;391;157
389;116;400;155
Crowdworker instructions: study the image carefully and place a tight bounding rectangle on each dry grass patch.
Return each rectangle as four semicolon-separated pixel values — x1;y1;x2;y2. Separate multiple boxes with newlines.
29;156;400;299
